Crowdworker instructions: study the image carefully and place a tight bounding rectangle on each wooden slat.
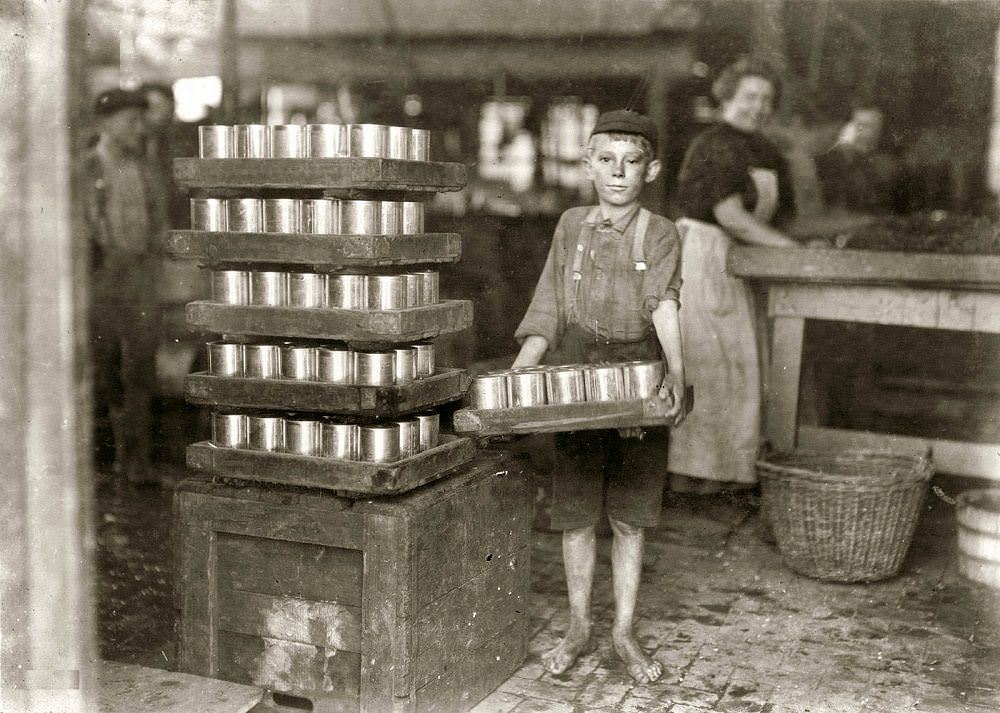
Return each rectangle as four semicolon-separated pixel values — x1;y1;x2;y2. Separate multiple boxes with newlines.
164;230;462;268
797;426;1000;481
185;367;470;416
186;435;476;495
728;246;1000;290
186;299;474;343
217;589;361;653
173;157;467;193
767;284;1000;333
765;316;805;452
216;533;363;606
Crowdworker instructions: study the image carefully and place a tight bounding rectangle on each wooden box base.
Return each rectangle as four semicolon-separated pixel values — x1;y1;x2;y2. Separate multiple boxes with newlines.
176;455;531;713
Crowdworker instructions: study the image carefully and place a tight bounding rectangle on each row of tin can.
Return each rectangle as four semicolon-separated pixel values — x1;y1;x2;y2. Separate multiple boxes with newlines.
198;124;430;161
211;411;440;462
191;197;425;235
210;270;439;310
468;360;666;410
207;341;435;384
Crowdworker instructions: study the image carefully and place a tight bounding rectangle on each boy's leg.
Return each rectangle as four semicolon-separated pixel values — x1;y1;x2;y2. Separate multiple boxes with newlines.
542;525;596;674
609;518;662;684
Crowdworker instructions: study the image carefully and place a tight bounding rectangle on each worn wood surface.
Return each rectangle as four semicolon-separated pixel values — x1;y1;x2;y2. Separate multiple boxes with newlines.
187;299;474;343
765;316;806;452
164;230;462;268
98;660;263;713
174;157;468;193
185;367;470;416
186;435;476;495
729;245;1000;290
452;383;694;436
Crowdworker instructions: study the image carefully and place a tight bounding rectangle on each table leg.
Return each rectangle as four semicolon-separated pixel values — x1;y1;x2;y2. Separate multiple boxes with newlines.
766;316;806;451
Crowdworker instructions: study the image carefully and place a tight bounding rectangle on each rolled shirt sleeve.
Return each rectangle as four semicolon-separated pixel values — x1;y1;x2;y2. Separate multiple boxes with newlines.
640;215;683;315
514;213;570;346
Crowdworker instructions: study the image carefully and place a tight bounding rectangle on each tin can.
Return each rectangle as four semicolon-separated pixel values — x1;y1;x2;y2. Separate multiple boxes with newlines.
234;124;267;158
263;198;301;233
226;198;262;232
307;124;347;158
199;125;233;159
330;274;367;310
317;347;355;384
244;344;282;379
211;412;247;448
401;201;425;234
250;271;289;307
368;275;405;310
190;198;227;231
396;419;419;458
509;369;547;407
356;351;395;386
409;128;430;161
340;200;380;235
546;366;586;404
414;343;435;377
302;198;338;234
268;124;305;158
586;364;625;402
207;341;244;377
416;413;439;451
394;347;417;384
622;360;664;400
360;424;400;463
323;422;359;460
469;373;509;409
288;272;328;309
247;414;285;451
348;123;388;158
211;270;250;305
281;345;318;381
414;270;439;305
379;201;402;235
386;126;411;159
402;273;422;308
285;418;321;456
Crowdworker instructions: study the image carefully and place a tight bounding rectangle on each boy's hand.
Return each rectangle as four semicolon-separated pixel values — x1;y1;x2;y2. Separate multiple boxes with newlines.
659;378;688;427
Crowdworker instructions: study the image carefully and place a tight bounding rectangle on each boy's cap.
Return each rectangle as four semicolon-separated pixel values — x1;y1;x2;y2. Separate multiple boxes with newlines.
94;88;148;117
590;110;658;152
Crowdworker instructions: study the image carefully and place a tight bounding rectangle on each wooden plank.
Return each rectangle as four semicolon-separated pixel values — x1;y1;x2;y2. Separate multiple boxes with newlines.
173;157;467;193
186;299;474;343
185;367;471;416
728;246;1000;290
797;426;1000;481
217;589;361;653
765;316;806;452
175;490;218;676
186;435;476;495
98;660;263;713
216;533;363;606
452;383;693;436
164;230;462;268
767;284;1000;333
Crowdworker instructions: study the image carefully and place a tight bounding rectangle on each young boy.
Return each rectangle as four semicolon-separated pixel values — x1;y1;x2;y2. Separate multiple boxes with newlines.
513;110;687;684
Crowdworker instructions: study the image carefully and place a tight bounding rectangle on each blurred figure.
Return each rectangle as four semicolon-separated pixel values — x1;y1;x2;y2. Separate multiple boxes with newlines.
80;88;166;484
141;81;192;228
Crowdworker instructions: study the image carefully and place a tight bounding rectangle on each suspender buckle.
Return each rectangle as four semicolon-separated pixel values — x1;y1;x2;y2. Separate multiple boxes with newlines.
572;271;582;281
634;260;647;271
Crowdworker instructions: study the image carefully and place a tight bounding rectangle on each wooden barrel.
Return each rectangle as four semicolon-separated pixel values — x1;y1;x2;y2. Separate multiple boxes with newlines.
956;489;1000;588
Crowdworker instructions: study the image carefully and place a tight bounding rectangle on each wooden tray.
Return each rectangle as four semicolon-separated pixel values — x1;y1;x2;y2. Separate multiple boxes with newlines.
186;434;476;495
185;367;470;416
174;157;467;194
186;299;473;344
163;230;462;268
453;385;694;437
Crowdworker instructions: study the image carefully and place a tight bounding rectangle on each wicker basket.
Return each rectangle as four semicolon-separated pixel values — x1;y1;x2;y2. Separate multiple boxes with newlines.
757;450;933;583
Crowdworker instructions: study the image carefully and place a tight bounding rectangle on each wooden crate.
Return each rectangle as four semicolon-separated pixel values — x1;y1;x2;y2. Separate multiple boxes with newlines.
186;434;476;496
175;455;531;713
163;231;462;269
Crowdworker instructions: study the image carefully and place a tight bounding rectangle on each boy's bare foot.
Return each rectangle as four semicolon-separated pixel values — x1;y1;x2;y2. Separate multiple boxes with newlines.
613;629;662;684
541;623;592;675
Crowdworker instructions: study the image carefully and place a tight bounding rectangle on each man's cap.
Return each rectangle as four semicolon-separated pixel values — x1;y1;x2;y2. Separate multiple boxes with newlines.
93;88;148;117
590;110;658;152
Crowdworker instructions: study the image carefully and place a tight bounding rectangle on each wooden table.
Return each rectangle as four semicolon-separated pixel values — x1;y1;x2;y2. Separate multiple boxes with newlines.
728;246;1000;480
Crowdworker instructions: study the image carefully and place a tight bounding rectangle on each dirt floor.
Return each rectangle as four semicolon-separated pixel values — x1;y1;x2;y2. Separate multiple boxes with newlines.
98;464;1000;713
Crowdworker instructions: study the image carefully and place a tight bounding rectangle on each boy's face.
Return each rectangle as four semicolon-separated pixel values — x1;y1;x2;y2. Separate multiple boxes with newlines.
583;135;661;209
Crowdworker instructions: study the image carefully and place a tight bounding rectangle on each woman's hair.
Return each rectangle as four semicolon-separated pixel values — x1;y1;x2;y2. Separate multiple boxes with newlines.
712;57;783;107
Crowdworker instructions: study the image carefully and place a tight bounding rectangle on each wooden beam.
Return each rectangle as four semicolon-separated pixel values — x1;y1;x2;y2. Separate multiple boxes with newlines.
765;316;806;452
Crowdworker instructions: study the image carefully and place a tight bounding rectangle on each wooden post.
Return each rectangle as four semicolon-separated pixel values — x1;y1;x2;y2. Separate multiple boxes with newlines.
0;1;97;712
220;0;240;121
645;65;671;214
765;316;805;452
